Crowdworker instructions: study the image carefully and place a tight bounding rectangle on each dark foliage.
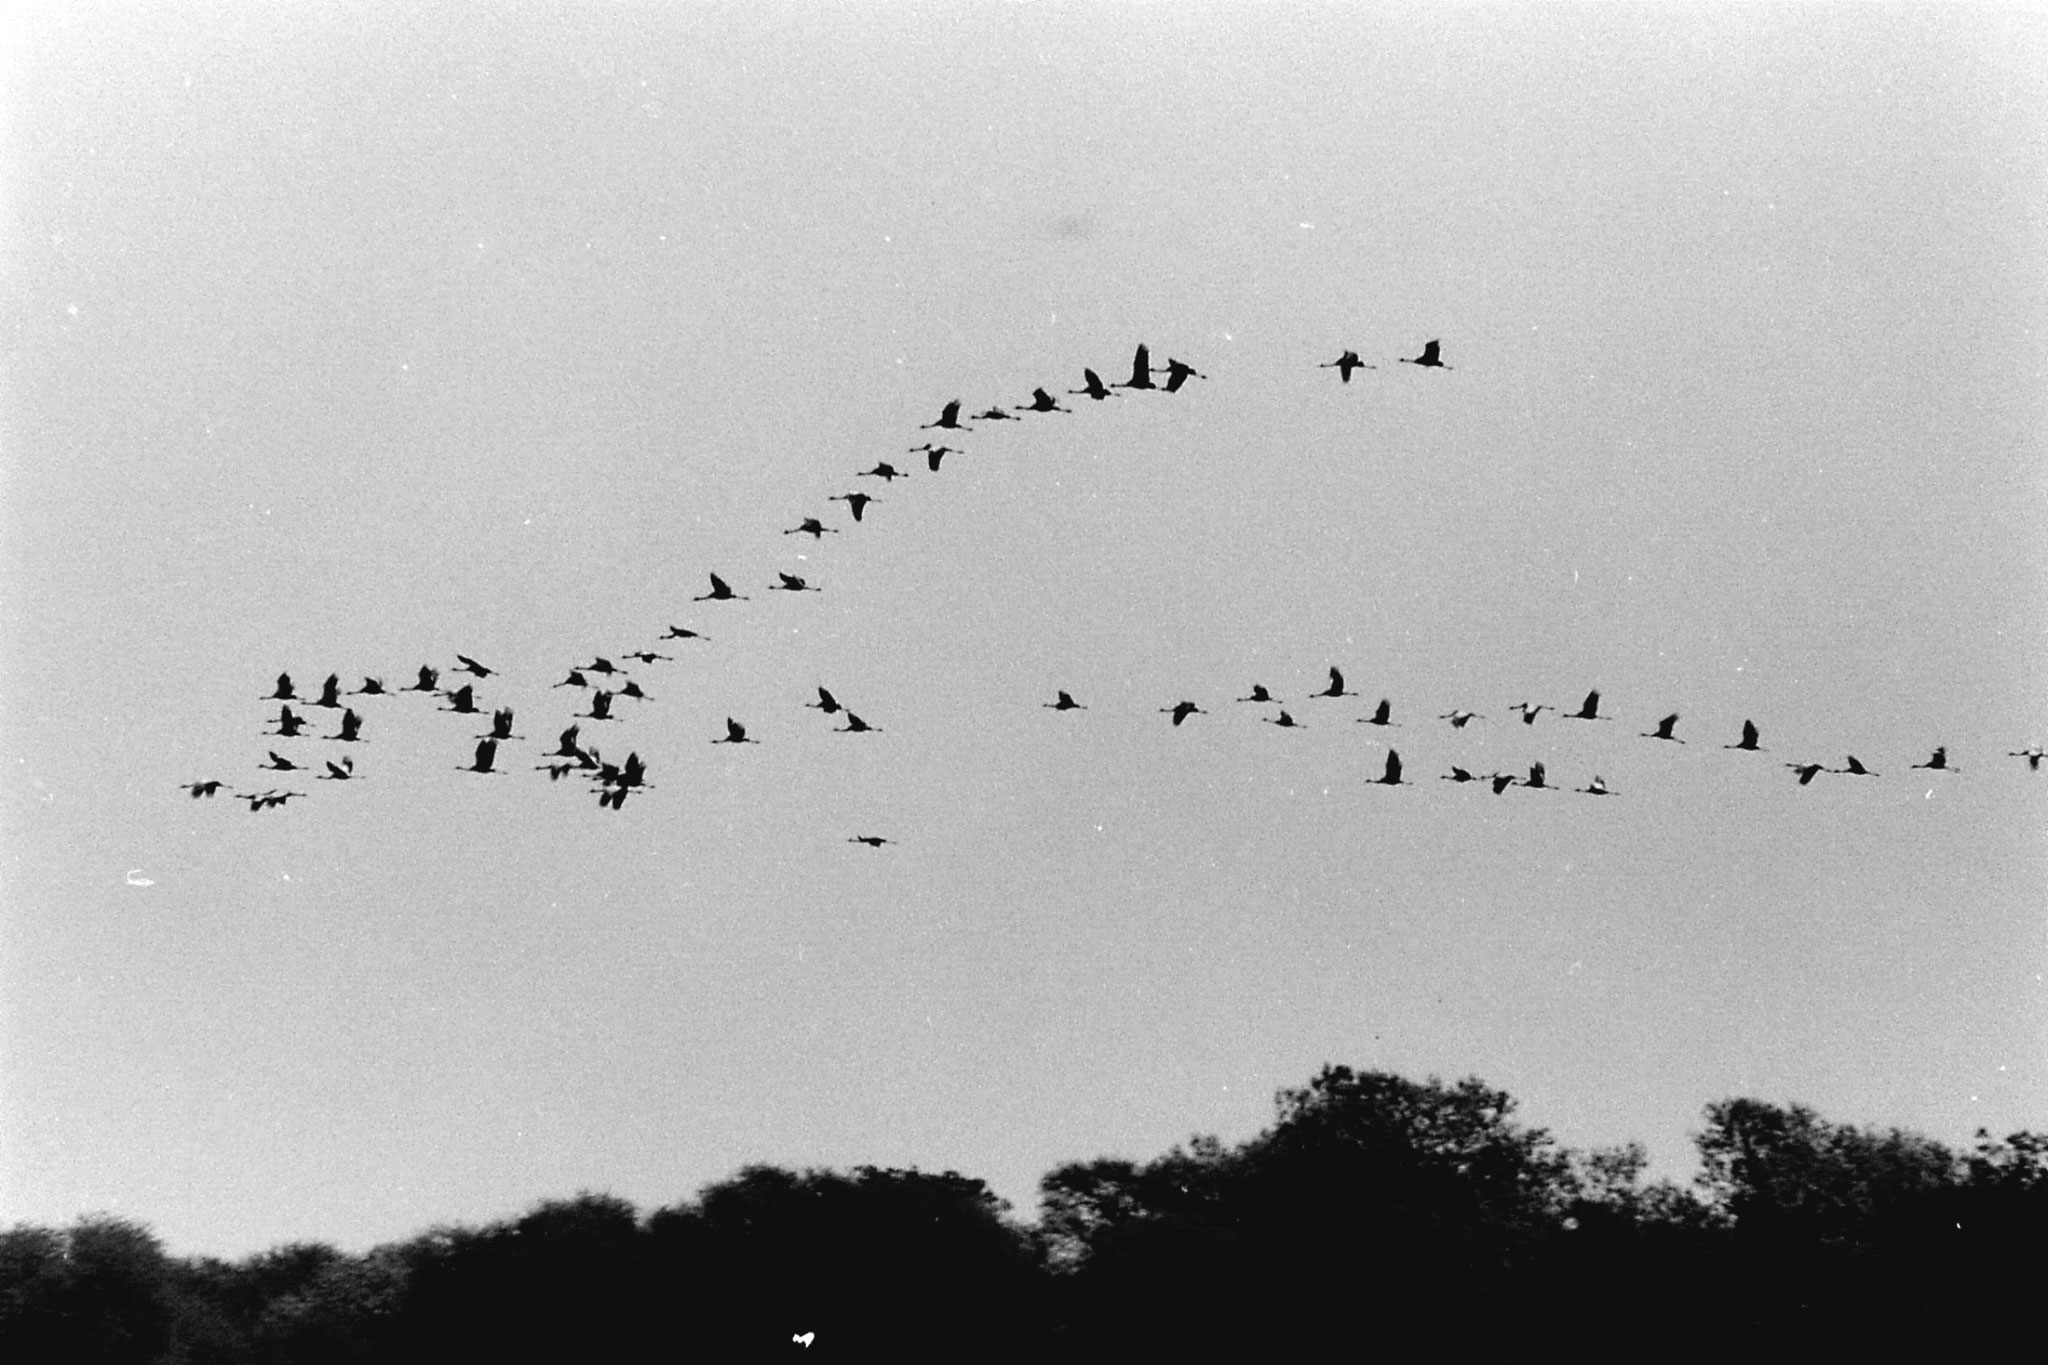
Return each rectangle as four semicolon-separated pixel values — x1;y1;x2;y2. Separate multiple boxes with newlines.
5;1071;2042;1360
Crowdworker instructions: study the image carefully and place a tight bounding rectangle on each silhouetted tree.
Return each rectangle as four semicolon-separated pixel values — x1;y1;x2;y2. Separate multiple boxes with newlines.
0;1216;175;1364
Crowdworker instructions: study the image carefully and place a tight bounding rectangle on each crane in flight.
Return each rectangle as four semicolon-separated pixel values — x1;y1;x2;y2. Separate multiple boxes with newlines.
1237;684;1280;704
694;573;749;602
1044;691;1085;711
1400;339;1452;369
1160;358;1206;392
785;517;838;539
1068;369;1116;401
1642;714;1683;743
1358;699;1398;727
1440;709;1483;729
921;400;969;431
1161;701;1206;726
1312;667;1356;699
807;687;844;714
1114;344;1157;390
1320;351;1372;383
1562;690;1607;721
1911;747;1957;772
714;718;758;745
770;572;819;593
830;491;876;522
1725;720;1764;751
1016;388;1069;414
460;739;500;774
1371;751;1408;786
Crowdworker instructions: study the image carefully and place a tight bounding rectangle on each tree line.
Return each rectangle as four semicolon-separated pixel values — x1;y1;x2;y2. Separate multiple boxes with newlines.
5;1068;2042;1360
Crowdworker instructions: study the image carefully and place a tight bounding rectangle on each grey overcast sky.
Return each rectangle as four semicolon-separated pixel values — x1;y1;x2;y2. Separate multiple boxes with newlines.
4;2;2045;1257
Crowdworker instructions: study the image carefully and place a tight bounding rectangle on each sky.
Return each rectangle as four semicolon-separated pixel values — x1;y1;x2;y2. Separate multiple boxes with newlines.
4;2;2045;1258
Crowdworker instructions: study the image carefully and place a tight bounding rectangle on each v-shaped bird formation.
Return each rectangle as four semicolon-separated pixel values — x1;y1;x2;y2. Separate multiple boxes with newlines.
187;341;2042;837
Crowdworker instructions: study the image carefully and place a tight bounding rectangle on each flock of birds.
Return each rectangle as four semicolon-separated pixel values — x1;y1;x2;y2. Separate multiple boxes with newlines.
184;341;2046;838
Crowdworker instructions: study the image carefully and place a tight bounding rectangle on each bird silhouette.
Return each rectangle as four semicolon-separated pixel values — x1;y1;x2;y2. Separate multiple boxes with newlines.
481;708;521;741
1400;339;1451;369
1312;667;1355;699
1237;684;1280;704
619;681;650;701
454;655;493;678
1017;387;1069;414
349;677;387;696
770;572;818;593
1320;351;1373;383
1068;369;1116;401
1563;690;1607;721
582;691;616;721
460;739;500;774
244;789;306;811
830;491;876;522
1114;344;1157;390
1161;701;1206;726
552;725;585;758
312;674;342;709
1725;720;1764;751
1264;710;1303;729
1358;699;1398;727
182;780;226;798
1441;767;1478;783
261;751;302;772
972;406;1019;422
1838;755;1879;777
1489;773;1518;794
2010;746;2045;771
714;718;758;745
1509;703;1550;726
695;573;748;602
1523;762;1552;790
785;517;838;539
1911;747;1957;772
859;462;909;481
269;705;311;738
318;757;354;781
808;687;844;714
329;709;363;743
1787;762;1826;785
1642;713;1684;743
660;626;708;641
553;669;589;689
1371;750;1408;786
406;666;439;692
581;657;623;675
1580;775;1615;796
1440;710;1483;728
622;651;671;665
597;786;634;810
439;684;479;714
1160;358;1206;393
1044;691;1085;711
835;712;879;733
848;835;892;847
919;446;960;472
265;673;298;701
920;400;969;431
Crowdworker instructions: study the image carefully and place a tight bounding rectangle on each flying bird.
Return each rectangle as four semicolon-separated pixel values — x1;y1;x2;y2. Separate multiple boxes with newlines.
807;687;844;714
920;446;960;472
407;666;440;692
1509;703;1550;726
770;572;818;592
582;657;622;675
552;724;585;758
460;739;500;774
481;708;521;741
1523;762;1552;790
318;758;355;782
694;573;748;601
1579;776;1614;796
1787;762;1826;786
553;669;589;689
312;674;342;709
1264;710;1303;729
1320;351;1373;383
454;655;493;678
972;406;1019;422
329;708;363;743
829;491;876;522
848;835;893;848
1044;691;1085;711
785;517;838;539
266;673;297;700
1371;750;1408;786
1161;701;1206;726
1440;710;1483;729
1642;713;1684;743
182;780;226;798
1159;358;1205;393
1237;685;1280;704
1400;339;1452;369
622;651;671;665
618;681;650;701
582;691;616;721
1441;767;1478;784
349;677;387;696
1911;747;1957;772
261;751;302;772
438;684;480;714
1838;755;1879;777
920;400;969;431
2010;746;2045;771
1563;690;1607;721
1489;773;1518;794
1016;387;1069;414
859;462;909;481
1358;699;1398;727
835;712;880;733
269;705;311;738
1312;667;1355;699
1068;369;1116;401
660;626;708;641
714;718;758;745
1725;720;1764;751
1114;343;1157;390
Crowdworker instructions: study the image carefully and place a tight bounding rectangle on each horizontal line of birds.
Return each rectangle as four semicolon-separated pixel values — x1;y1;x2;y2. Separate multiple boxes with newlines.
186;341;2045;835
